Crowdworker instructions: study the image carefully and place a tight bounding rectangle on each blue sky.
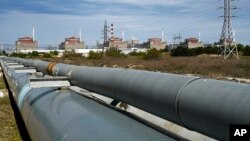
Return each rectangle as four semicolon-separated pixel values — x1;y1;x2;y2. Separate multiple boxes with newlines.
0;0;249;47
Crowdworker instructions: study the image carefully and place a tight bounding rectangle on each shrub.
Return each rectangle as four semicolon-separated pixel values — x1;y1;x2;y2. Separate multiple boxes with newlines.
142;48;162;60
204;47;220;54
129;51;146;56
237;44;244;52
43;53;52;58
10;53;27;58
63;51;82;58
50;50;58;56
31;51;39;57
2;50;6;55
27;51;39;58
170;46;189;56
88;51;104;59
243;45;250;56
171;47;218;56
105;48;126;58
188;47;205;56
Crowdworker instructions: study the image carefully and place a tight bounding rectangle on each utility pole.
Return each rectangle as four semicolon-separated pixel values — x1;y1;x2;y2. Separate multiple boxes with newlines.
220;0;239;59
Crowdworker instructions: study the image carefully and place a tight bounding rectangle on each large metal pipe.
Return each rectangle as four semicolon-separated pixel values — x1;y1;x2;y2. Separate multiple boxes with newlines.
11;57;250;141
1;58;179;141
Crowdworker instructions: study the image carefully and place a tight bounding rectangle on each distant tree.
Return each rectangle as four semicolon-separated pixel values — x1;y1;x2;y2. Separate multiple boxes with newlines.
88;51;103;59
142;48;162;59
237;44;244;51
204;46;220;54
105;48;126;58
163;46;169;52
243;45;250;56
170;46;189;56
171;47;209;56
63;51;82;58
188;47;205;56
49;50;58;56
31;51;39;57
43;53;52;58
10;53;27;58
129;51;145;56
54;50;58;55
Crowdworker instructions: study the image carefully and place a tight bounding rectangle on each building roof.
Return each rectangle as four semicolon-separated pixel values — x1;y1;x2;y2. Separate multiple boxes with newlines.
185;38;198;43
148;38;162;44
18;36;33;40
64;36;81;44
17;36;35;43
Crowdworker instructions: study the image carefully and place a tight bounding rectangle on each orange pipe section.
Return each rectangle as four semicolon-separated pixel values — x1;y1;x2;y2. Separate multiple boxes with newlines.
47;62;57;75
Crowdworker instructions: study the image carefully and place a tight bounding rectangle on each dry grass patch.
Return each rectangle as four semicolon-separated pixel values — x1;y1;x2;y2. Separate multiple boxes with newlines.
0;95;22;141
44;56;250;79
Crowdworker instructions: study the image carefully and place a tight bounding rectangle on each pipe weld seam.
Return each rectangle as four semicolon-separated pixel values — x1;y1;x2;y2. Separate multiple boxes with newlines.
175;77;201;128
18;83;32;109
30;88;59;106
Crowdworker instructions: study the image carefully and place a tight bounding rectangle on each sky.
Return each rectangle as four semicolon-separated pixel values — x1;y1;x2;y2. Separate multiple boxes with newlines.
0;0;249;47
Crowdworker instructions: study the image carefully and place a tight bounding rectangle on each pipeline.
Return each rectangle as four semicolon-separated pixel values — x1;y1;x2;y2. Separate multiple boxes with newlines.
5;57;250;141
0;58;181;141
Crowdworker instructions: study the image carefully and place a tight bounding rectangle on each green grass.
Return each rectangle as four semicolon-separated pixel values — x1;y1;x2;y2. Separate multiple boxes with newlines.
0;76;6;90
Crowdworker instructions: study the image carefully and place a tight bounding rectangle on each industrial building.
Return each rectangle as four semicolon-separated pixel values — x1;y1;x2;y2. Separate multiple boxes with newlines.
108;37;128;48
59;36;85;51
15;36;38;52
127;38;140;48
144;38;167;50
181;38;204;48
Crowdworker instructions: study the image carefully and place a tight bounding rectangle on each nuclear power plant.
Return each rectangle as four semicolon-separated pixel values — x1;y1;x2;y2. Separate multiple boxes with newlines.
15;27;38;52
1;0;240;59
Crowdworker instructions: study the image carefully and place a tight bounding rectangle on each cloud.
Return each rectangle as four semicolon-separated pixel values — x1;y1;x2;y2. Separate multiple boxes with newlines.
0;0;249;45
85;0;188;6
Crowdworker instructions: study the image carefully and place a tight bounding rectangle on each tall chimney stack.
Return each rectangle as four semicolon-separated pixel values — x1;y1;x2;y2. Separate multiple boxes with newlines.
111;23;114;42
79;28;82;42
198;30;201;43
32;27;35;42
161;28;164;43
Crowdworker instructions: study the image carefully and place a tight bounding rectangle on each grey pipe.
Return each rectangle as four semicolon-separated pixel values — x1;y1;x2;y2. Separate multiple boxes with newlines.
1;58;180;141
10;57;250;141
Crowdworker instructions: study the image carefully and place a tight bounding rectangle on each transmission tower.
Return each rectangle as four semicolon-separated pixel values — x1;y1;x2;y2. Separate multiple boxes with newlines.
220;0;239;59
172;33;182;48
102;20;109;48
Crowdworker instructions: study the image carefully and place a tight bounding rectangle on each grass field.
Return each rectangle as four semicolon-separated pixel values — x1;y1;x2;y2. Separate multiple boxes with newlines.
45;55;250;79
0;74;22;141
0;96;22;141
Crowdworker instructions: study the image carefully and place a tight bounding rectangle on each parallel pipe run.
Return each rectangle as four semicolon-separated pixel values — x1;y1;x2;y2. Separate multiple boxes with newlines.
1;58;179;141
11;57;250;141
